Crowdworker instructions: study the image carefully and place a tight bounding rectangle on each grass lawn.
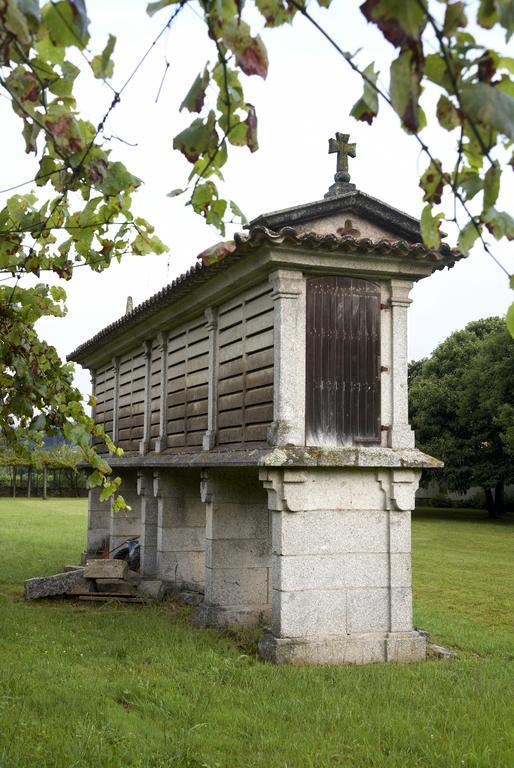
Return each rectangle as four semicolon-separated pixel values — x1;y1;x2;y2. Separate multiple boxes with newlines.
0;499;512;768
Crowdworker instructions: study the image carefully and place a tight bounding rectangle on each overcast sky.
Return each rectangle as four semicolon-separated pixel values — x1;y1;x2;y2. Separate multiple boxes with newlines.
1;0;512;398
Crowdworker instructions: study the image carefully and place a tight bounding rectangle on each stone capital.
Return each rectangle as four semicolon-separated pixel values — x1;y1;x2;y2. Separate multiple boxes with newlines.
142;339;153;359
157;330;168;352
268;269;304;301
390;279;413;307
204;306;218;331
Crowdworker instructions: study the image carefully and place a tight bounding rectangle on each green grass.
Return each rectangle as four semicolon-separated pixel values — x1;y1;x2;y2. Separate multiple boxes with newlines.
0;499;512;768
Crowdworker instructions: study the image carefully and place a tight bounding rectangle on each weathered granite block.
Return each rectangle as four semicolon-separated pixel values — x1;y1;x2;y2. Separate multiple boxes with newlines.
84;559;128;579
25;568;85;600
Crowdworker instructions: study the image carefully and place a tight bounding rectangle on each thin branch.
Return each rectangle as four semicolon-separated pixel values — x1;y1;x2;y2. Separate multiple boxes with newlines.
155;60;170;103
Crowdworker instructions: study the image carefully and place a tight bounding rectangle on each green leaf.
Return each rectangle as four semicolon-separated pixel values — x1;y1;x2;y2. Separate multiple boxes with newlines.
389;50;421;132
180;68;209;113
4;0;40;46
457;167;483;200
461;82;514;141
255;0;297;27
420;204;443;249
443;2;467;36
482;208;514;239
497;0;514;40
245;104;258;152
483;160;501;211
173;112;219;163
350;63;379;124
230;199;247;224
361;0;425;45
35;32;65;64
22;119;40;154
147;0;180;16
42;0;90;49
91;34;116;79
220;19;268;79
477;0;497;29
167;188;185;197
425;54;452;90
458;220;480;255
436;95;461;131
98;161;141;196
420;160;446;205
49;61;80;99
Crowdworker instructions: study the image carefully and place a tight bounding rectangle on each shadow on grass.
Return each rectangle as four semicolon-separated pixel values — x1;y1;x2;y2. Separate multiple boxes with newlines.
414;506;514;525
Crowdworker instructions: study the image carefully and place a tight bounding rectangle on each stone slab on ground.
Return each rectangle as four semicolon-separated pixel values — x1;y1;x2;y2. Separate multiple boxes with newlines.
63;564;83;572
25;568;85;600
137;580;163;600
84;559;127;579
96;578;137;596
78;595;145;603
428;643;454;660
66;577;97;596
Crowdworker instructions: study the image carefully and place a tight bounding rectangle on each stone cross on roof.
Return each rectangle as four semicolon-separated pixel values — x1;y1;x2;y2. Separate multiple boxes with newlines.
329;132;356;183
325;132;357;199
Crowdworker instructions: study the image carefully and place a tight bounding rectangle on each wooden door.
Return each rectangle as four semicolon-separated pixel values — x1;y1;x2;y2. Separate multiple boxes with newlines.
305;276;381;446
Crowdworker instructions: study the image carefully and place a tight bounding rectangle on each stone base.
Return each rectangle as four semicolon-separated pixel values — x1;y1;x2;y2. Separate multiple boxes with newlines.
258;630;427;665
194;603;271;629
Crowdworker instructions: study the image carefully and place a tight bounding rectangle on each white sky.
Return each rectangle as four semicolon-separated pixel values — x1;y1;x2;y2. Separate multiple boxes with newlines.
1;0;512;399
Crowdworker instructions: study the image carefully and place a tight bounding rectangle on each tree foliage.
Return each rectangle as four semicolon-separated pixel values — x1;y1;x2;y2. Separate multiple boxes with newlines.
409;317;514;517
0;1;512;505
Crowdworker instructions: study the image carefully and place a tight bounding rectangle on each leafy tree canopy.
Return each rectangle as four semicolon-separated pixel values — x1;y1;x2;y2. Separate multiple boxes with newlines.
0;0;512;506
409;316;514;516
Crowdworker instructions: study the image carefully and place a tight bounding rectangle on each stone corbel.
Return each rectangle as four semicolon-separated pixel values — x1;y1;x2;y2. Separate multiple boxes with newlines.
200;469;212;504
377;470;420;511
137;469;154;498
259;469;306;512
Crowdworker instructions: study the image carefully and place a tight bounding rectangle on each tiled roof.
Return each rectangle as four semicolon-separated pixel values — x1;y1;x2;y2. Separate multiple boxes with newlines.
67;226;462;363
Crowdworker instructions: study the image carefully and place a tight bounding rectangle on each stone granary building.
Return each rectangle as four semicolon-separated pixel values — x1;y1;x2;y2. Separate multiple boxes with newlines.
68;134;460;665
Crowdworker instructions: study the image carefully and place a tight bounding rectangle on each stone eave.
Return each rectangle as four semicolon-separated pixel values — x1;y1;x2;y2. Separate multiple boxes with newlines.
248;190;424;242
68;228;462;368
81;445;443;470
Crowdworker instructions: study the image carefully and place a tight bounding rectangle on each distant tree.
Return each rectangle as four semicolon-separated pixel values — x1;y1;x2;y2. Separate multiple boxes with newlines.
409;317;514;518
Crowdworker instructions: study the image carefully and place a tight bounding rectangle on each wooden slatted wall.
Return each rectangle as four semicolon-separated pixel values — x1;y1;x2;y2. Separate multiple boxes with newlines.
166;320;209;449
217;283;274;447
118;348;146;451
93;362;115;451
150;340;161;441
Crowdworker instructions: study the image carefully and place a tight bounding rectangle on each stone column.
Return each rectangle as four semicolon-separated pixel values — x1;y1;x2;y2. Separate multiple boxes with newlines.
268;269;306;446
139;339;153;455
258;466;425;665
111;356;120;445
137;469;158;577
153;469;205;592
195;468;272;627
85;486;110;557
110;470;141;553
202;307;218;451
155;331;168;453
389;280;415;449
